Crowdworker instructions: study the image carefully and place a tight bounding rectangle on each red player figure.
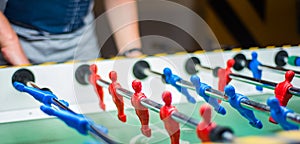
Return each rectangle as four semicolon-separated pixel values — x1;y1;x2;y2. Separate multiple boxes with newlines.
270;70;295;123
159;91;180;144
218;59;235;92
89;64;105;111
131;80;151;137
197;104;217;142
108;71;126;122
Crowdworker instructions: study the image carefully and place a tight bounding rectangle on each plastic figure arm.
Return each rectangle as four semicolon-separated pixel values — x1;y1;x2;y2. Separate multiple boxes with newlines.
104;0;142;57
0;12;29;65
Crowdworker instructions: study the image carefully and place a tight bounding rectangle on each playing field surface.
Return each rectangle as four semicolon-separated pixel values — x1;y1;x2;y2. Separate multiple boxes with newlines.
1;94;299;144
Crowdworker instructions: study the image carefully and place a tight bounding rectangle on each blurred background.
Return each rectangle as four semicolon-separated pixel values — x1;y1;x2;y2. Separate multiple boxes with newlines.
94;0;300;58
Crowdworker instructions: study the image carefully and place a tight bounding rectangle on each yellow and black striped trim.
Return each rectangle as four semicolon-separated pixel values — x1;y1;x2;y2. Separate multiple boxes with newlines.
0;44;298;69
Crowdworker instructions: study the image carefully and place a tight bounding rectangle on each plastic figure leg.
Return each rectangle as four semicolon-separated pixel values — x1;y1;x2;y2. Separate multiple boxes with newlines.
249;120;263;129
100;101;106;111
207;97;226;115
97;88;106;110
136;109;151;137
256;85;263;91
116;98;126;122
269;117;277;124
179;87;196;104
170;130;180;144
241;112;263;129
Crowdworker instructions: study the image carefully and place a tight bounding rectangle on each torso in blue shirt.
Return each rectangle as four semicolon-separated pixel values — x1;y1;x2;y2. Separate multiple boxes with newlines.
4;0;91;34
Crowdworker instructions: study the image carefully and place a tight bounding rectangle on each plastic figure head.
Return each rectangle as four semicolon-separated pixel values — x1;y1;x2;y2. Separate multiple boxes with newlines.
190;75;200;87
267;97;280;113
251;52;258;59
132;80;142;93
90;64;98;73
200;104;212;123
227;59;235;68
285;70;295;82
109;71;117;82
162;91;172;106
224;85;236;98
163;68;172;77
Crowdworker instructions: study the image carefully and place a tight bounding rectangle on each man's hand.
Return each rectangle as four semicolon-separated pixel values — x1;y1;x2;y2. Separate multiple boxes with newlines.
0;12;30;65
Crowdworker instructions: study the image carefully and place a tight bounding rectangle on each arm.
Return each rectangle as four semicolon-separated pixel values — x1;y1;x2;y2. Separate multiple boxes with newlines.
0;12;30;65
104;0;142;57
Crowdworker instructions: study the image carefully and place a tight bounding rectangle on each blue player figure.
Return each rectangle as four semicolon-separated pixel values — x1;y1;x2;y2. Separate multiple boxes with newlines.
163;68;196;104
190;75;226;115
267;97;299;130
224;85;263;129
248;51;263;91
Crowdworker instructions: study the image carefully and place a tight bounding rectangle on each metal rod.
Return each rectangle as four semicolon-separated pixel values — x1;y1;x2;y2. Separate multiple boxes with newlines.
144;69;163;77
222;131;235;142
287;113;300;123
96;78;200;129
140;68;300;125
229;73;300;96
26;81;117;144
289;87;300;96
196;64;213;71
229;73;276;90
27;82;77;114
230;73;277;87
193;62;300;96
89;125;120;144
52;98;77;114
261;64;300;76
204;88;228;102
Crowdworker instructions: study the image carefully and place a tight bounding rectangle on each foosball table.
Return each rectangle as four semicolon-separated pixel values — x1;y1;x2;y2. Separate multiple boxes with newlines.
1;46;300;144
